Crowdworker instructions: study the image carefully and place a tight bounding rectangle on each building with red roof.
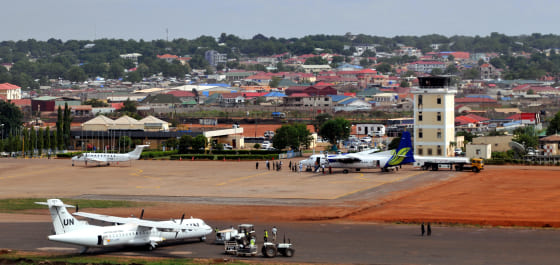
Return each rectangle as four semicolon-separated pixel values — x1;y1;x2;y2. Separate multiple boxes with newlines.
0;83;21;100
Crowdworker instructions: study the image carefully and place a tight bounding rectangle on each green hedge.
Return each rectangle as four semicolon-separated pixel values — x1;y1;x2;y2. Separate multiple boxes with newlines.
56;152;82;158
177;149;280;155
141;150;178;158
170;154;279;161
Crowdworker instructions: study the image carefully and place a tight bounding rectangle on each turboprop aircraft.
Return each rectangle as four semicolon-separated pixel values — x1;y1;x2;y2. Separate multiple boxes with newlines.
300;131;415;173
71;145;149;166
35;199;212;253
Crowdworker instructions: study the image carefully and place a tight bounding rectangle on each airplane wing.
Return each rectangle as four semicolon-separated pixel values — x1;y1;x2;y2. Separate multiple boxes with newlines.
73;212;184;231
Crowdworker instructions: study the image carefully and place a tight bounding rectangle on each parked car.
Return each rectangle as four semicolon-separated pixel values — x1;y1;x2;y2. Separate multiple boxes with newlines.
223;143;233;150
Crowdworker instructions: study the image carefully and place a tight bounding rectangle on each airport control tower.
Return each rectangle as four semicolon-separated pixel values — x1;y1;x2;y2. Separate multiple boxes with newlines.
412;76;457;157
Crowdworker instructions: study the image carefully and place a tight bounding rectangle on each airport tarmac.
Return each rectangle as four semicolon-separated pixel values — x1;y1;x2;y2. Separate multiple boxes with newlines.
2;221;560;265
2;158;560;264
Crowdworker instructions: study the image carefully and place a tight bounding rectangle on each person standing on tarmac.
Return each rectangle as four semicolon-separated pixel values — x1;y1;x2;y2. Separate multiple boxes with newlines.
264;229;269;242
421;223;425;236
272;226;278;242
256;161;259;170
427;223;432;236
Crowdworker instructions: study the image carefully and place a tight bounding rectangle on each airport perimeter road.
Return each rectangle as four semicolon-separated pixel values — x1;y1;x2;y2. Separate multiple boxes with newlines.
2;221;560;265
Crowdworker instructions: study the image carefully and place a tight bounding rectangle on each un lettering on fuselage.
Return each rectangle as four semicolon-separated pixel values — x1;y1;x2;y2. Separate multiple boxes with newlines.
63;219;75;226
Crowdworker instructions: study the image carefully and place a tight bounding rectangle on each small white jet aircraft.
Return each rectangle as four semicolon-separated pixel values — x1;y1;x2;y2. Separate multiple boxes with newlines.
72;145;149;166
300;131;415;173
36;199;212;252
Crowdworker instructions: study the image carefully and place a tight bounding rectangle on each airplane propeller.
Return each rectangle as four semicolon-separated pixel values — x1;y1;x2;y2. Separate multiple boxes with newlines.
139;209;144;219
76;204;79;213
175;213;186;238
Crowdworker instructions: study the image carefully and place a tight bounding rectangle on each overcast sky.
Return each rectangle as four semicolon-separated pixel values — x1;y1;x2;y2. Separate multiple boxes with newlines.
3;0;559;41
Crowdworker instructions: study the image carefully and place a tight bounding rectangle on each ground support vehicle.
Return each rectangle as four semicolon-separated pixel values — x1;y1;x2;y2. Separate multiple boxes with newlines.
214;227;238;244
262;241;295;258
223;224;258;257
414;156;484;173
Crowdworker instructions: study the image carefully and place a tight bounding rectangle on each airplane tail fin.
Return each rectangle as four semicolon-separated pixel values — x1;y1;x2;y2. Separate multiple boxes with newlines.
396;131;415;164
387;131;415;166
35;199;89;235
127;145;149;160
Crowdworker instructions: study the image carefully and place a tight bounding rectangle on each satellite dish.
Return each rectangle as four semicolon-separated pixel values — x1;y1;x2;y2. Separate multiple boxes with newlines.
509;141;525;152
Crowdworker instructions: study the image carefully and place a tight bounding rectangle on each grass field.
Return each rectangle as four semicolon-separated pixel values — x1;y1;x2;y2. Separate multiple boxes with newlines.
0;251;251;265
0;199;150;213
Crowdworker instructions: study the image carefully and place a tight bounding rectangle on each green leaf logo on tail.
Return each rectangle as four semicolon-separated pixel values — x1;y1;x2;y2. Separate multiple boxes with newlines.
388;147;411;166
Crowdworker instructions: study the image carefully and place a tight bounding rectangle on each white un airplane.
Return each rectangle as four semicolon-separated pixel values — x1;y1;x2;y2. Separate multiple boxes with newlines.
300;131;415;173
72;145;149;166
36;199;212;253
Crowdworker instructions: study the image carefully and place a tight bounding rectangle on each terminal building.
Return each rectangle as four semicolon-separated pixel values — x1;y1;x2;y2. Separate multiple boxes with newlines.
412;76;457;157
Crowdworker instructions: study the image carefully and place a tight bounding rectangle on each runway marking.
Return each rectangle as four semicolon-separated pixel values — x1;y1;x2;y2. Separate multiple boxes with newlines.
216;172;271;186
130;169;160;180
129;169;143;176
330;171;424;199
329;173;369;184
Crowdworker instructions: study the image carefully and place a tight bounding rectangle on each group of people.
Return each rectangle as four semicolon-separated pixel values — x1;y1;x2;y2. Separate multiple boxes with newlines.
257;160;302;173
263;226;278;242
421;222;432;236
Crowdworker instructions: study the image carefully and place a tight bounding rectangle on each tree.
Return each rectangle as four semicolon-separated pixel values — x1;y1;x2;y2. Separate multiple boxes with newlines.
271;123;311;151
456;131;474;143
178;134;193;153
38;127;44;156
118;136;132;152
165;137;178;150
65;66;86;82
400;80;410;88
319;117;351;145
63;103;72;148
0;100;24;138
388;135;401;150
376;63;392;73
29;127;36;156
52;130;58;151
45;127;51;152
462;68;481;79
107;62;124;79
304;56;328;65
513;126;538;149
431;68;443;75
125;71;142;83
191;135;207;150
546;110;560;135
269;76;281;88
313;113;332;132
56;106;63;150
121;98;137;113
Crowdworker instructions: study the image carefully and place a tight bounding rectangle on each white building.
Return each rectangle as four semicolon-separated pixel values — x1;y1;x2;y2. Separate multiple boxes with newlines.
205;50;227;67
0;83;21;100
407;61;446;73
